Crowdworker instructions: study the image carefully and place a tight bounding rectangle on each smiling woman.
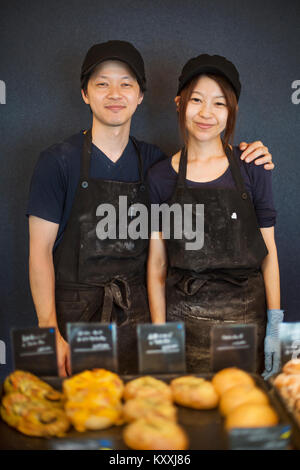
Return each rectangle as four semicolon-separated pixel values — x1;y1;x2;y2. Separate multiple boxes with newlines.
147;54;282;376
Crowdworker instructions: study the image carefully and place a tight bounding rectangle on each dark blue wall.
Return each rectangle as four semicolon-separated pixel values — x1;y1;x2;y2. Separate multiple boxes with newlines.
1;0;300;380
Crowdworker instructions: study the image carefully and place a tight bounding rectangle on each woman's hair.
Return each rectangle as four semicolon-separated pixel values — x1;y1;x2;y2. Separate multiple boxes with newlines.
177;73;238;150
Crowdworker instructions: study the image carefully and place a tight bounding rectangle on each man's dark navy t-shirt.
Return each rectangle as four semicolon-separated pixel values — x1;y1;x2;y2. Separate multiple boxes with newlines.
147;146;277;228
26;130;166;249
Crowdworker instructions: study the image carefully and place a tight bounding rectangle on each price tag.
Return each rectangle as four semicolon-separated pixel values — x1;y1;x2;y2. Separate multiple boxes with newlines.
137;322;186;374
50;438;114;450
210;324;257;372
67;323;117;374
280;322;300;365
12;327;58;376
228;425;291;450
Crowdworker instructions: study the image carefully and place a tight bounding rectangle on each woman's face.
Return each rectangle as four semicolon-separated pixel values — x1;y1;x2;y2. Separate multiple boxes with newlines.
184;75;229;144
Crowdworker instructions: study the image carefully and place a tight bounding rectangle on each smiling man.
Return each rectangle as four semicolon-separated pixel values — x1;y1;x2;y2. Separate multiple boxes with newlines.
27;40;274;377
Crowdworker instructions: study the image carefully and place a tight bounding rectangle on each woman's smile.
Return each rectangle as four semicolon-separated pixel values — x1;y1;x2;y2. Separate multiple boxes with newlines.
194;122;215;129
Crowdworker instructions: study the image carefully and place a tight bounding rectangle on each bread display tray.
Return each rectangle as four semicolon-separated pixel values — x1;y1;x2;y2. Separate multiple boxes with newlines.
0;373;299;450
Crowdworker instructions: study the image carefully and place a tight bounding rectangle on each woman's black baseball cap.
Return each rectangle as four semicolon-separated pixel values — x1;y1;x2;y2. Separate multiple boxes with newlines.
177;54;241;101
81;40;146;91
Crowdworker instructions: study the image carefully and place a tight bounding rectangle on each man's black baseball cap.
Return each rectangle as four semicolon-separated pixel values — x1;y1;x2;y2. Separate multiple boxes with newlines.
177;54;241;101
81;40;146;91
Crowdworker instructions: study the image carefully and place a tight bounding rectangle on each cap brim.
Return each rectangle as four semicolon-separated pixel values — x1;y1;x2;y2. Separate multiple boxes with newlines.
81;56;145;90
177;66;239;97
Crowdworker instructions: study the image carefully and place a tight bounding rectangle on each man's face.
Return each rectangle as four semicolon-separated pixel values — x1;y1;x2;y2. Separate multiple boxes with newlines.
81;60;144;128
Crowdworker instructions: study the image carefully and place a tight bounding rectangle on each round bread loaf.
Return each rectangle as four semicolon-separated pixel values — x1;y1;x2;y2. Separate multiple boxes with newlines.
170;376;219;409
123;396;177;422
212;368;255;396
274;373;300;389
225;403;279;430
219;384;269;416
123;376;172;402
123;416;189;450
283;359;300;375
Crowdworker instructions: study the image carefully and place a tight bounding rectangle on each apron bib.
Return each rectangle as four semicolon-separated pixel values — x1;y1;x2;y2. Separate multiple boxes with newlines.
165;146;268;373
53;130;150;373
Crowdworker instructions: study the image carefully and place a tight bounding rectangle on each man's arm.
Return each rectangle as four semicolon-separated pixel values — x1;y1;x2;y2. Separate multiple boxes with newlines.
147;233;168;324
239;141;274;170
29;215;70;376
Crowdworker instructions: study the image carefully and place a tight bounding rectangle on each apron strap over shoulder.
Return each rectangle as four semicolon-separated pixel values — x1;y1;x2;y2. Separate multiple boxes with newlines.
177;146;188;189
81;128;92;181
130;136;145;184
224;146;249;200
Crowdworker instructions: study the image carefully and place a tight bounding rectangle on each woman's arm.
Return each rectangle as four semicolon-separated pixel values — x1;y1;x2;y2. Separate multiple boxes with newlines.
147;232;168;324
260;226;280;309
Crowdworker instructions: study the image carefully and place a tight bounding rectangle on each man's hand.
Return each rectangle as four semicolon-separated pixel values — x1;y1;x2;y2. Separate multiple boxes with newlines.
56;331;71;377
239;141;274;170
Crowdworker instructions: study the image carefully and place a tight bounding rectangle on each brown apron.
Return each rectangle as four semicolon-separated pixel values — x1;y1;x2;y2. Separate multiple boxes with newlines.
165;146;268;372
53;129;150;374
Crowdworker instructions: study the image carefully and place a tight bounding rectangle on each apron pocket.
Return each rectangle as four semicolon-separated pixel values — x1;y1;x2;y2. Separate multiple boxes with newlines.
78;222;148;283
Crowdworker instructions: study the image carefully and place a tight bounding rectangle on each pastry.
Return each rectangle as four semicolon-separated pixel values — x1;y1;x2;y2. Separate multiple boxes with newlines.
63;368;124;401
1;392;70;437
63;369;124;432
64;393;123;432
4;370;63;407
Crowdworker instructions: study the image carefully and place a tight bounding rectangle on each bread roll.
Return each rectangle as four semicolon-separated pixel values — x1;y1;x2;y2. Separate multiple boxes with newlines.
170;376;219;410
212;368;255;396
123;376;172;402
225;403;279;430
219;384;269;416
123;416;189;450
283;359;300;375
274;373;300;390
123;396;177;422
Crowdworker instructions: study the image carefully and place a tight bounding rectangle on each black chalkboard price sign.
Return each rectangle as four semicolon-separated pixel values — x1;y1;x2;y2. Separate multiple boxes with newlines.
210;324;257;372
137;322;186;374
279;322;300;365
12;327;58;376
67;322;118;374
228;425;291;450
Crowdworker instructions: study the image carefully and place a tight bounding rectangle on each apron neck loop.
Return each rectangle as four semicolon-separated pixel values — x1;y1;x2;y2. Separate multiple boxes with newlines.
80;129;145;184
176;144;249;200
